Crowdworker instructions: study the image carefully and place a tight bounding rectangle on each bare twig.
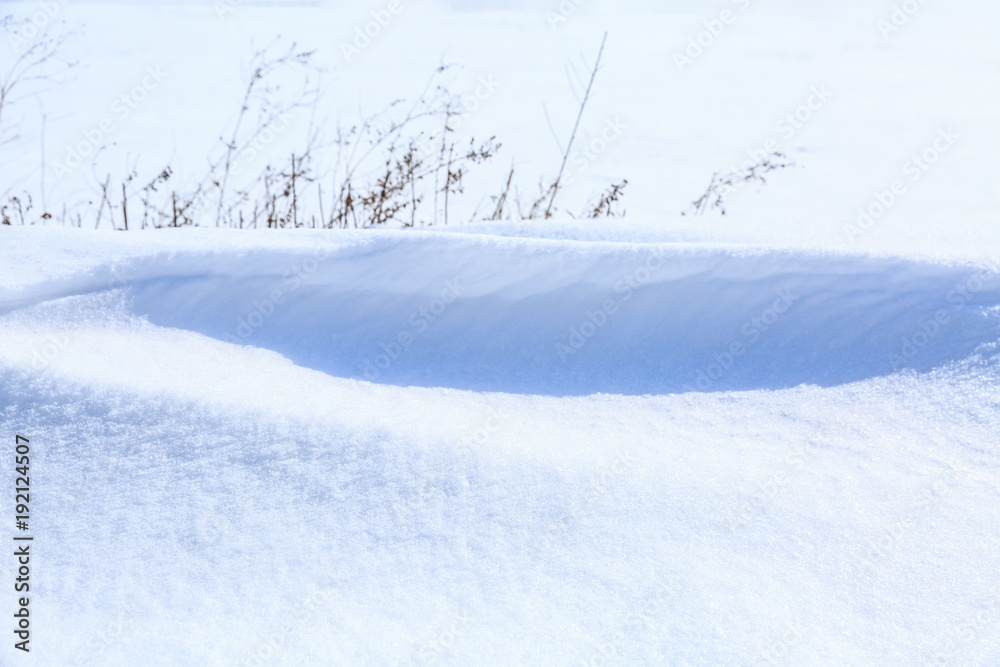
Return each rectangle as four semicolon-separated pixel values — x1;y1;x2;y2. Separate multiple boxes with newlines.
121;182;128;231
0;17;77;146
544;31;607;219
491;165;515;220
586;179;628;218
684;152;796;216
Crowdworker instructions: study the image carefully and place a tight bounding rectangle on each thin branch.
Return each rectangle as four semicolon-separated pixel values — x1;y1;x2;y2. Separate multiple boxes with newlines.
544;31;607;219
542;102;565;156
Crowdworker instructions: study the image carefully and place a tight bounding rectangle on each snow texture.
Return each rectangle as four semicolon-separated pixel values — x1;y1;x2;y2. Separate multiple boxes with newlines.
2;0;1000;665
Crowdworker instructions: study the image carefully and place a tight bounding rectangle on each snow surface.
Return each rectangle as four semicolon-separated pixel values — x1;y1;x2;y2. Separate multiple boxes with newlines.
2;226;1000;665
2;1;1000;665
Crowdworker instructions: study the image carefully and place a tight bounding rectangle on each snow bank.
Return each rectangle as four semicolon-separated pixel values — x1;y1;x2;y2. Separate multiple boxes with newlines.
4;228;998;396
2;227;1000;665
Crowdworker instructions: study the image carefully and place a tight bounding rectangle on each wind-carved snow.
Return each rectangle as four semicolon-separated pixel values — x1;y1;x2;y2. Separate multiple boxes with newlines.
6;231;1000;396
1;228;1000;665
1;0;999;660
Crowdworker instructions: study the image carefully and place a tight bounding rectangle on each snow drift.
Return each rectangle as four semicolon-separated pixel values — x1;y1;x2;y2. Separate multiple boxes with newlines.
5;230;999;395
2;228;1000;665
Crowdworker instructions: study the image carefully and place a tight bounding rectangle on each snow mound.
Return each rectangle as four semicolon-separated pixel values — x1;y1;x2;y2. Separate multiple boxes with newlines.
2;228;1000;665
6;230;998;395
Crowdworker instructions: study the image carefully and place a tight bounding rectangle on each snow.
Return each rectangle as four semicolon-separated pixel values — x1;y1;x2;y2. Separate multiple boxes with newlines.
2;1;1000;665
2;227;1000;665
